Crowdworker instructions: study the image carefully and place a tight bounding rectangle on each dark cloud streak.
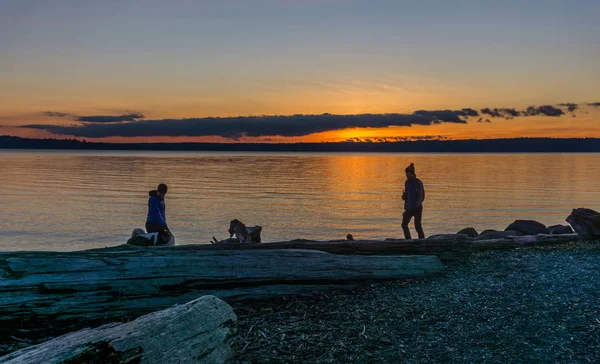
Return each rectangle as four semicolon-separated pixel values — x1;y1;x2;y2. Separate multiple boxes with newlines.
26;101;592;140
480;108;521;118
76;113;145;123
23;112;468;139
43;111;72;118
524;105;564;117
559;103;578;112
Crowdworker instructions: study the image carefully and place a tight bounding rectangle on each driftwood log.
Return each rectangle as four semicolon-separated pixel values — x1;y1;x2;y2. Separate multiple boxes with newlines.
0;249;444;343
185;233;581;261
196;236;475;262
466;233;580;250
0;295;236;364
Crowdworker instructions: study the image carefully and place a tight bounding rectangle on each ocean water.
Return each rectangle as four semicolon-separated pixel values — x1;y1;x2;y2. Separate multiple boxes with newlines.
0;150;599;251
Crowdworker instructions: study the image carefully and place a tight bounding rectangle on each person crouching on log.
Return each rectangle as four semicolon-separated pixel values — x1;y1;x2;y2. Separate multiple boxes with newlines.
146;183;171;241
401;163;425;239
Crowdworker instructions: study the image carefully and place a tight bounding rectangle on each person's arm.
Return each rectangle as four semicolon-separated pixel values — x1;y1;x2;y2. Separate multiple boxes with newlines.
416;180;425;206
149;197;167;227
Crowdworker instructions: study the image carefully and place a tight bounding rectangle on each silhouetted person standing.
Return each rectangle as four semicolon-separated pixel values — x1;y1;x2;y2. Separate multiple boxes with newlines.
402;163;425;239
146;183;170;240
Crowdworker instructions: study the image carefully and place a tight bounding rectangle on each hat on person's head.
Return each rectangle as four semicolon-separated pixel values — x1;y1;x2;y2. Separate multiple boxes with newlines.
157;183;168;194
405;163;415;174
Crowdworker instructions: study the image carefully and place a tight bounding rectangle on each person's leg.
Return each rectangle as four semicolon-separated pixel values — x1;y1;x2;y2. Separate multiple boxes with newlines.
146;222;170;242
414;205;425;239
401;210;413;239
146;222;161;233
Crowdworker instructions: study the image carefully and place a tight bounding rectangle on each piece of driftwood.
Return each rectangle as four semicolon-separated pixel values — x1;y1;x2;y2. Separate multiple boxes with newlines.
548;224;574;235
0;249;444;343
566;208;600;238
195;236;474;263
189;233;580;261
0;295;236;364
467;233;580;250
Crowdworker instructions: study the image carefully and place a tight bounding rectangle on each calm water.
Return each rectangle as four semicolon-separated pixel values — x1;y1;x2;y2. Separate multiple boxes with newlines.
0;150;599;251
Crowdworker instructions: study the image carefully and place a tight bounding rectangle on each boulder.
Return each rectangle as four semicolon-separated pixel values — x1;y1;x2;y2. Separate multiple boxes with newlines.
476;230;522;240
504;220;549;235
548;224;574;235
457;228;478;238
566;208;600;238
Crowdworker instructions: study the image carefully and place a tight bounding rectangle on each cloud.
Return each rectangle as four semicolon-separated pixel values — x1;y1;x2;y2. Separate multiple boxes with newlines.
43;111;72;118
480;105;564;118
454;108;479;117
76;113;145;123
480;108;501;118
413;110;470;123
558;103;578;112
480;108;520;119
23;101;590;139
524;105;564;117
23;112;468;139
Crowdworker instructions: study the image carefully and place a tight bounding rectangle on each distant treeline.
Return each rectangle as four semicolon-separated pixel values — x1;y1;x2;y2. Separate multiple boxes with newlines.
2;135;600;153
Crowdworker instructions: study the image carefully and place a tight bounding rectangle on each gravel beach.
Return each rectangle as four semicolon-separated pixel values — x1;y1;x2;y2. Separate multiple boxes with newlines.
231;241;600;363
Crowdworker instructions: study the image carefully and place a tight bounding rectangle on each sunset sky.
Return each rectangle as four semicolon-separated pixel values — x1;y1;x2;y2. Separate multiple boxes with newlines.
1;0;599;143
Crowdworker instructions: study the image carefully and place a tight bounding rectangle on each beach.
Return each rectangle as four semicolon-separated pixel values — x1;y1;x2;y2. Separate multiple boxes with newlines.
231;240;600;363
2;239;598;362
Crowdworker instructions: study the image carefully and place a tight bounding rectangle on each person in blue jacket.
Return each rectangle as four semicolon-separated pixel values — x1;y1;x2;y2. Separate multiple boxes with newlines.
146;183;170;238
401;163;425;239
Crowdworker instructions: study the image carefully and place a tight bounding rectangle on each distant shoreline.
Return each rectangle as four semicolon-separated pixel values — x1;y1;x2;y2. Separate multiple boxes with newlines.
2;136;600;153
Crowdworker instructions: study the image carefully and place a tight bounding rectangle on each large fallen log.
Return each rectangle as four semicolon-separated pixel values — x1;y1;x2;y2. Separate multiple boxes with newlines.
176;236;475;262
0;249;444;343
0;295;236;364
467;233;580;250
135;233;581;260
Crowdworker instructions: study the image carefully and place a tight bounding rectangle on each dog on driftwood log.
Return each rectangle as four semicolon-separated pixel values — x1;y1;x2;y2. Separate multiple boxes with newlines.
229;219;248;244
211;219;262;244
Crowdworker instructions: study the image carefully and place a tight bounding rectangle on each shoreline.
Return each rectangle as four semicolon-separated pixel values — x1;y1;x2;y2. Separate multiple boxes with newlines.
2;239;598;361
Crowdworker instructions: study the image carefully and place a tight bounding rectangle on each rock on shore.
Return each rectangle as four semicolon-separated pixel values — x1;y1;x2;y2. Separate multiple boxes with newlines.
567;208;600;238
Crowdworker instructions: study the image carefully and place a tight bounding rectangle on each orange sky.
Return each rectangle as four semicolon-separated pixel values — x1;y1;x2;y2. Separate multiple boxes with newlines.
2;1;600;143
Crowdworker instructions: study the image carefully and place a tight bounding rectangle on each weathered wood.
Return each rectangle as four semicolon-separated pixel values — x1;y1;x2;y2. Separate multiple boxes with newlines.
548;224;574;235
186;236;475;262
468;233;580;250
149;233;581;260
0;295;236;364
0;249;444;343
